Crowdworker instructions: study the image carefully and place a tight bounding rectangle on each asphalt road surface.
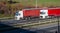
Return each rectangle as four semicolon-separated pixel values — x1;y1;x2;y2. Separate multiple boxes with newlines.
0;23;60;33
0;21;60;33
0;18;60;33
0;18;59;25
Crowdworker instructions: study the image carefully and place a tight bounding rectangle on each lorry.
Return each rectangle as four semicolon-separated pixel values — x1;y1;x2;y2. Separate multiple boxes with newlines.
15;8;60;20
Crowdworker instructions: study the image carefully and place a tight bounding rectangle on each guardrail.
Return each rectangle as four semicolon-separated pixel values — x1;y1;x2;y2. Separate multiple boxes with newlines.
13;19;58;28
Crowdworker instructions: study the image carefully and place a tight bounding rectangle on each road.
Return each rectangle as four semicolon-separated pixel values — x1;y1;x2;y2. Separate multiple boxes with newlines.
22;21;60;33
0;18;59;28
23;22;60;30
35;26;60;33
0;18;59;25
0;18;60;33
0;22;60;33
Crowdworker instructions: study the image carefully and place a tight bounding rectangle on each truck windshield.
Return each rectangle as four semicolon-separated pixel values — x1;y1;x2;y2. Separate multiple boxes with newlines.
40;12;45;14
15;11;21;16
15;11;19;16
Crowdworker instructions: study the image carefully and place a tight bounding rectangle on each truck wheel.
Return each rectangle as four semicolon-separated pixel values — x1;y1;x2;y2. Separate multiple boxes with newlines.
28;17;31;20
25;17;28;20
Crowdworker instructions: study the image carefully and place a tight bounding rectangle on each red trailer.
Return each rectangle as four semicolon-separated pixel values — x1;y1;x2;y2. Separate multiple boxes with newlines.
23;9;40;19
48;8;60;16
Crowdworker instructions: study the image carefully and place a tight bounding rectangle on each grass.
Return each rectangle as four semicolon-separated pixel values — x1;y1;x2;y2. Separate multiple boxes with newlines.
11;0;60;7
0;14;14;18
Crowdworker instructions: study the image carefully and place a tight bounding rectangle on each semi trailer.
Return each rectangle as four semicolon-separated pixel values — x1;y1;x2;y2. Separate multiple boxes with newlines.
15;8;60;20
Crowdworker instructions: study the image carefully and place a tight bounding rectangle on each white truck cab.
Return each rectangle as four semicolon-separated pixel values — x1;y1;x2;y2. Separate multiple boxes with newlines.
15;10;23;20
40;9;48;18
